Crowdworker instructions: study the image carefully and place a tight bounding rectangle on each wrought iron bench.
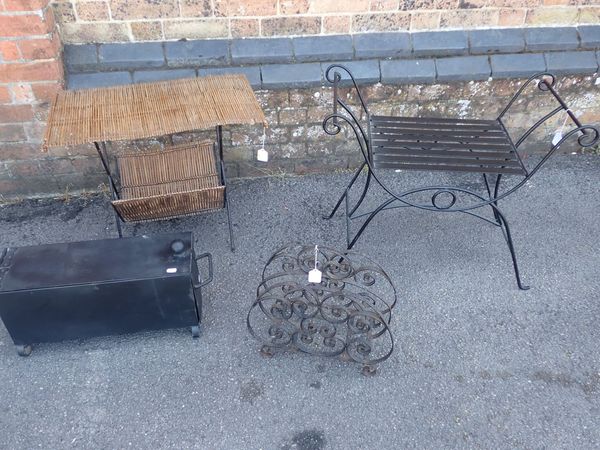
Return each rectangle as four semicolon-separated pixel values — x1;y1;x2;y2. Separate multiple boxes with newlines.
322;64;599;290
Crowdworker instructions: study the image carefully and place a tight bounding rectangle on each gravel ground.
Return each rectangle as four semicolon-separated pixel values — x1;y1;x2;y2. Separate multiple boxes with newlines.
0;155;599;449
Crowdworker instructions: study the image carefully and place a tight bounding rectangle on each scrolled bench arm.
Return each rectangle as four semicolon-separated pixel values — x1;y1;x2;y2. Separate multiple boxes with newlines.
325;64;371;135
498;72;556;120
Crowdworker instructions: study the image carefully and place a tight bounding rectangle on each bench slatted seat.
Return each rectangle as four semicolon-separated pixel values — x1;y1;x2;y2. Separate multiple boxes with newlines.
322;64;599;290
370;115;526;175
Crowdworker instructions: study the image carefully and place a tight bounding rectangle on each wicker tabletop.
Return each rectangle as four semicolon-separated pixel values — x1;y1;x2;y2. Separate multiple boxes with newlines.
43;75;266;150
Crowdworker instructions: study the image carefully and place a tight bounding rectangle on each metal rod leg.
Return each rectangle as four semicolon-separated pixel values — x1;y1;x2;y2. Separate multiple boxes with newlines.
347;196;395;250
491;174;503;223
113;202;123;238
324;162;366;220
348;169;371;217
494;208;530;290
225;189;235;252
217;129;235;252
344;188;351;248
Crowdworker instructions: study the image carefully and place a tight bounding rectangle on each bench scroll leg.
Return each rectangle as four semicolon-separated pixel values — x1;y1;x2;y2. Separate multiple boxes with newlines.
324;162;365;220
494;207;530;290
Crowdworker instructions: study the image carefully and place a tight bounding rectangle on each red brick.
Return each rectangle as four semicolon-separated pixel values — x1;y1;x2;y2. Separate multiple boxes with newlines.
370;0;399;11
0;104;34;123
310;0;369;13
109;0;179;20
130;21;163;40
179;0;212;17
498;8;527;26
11;83;35;103
0;41;21;61
38;157;74;174
0;86;11;104
0;142;42;160
279;0;310;14
3;0;48;11
0;177;59;198
43;5;56;29
0;123;27;142
30;81;61;103
214;0;276;16
18;35;61;60
76;1;110;21
32;103;50;121
0;60;62;83
230;18;260;37
0;14;52;37
261;16;321;36
23;119;45;140
322;15;351;33
352;12;411;32
7;160;42;177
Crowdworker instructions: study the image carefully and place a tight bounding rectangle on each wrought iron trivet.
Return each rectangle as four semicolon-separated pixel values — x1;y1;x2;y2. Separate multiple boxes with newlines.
247;244;398;375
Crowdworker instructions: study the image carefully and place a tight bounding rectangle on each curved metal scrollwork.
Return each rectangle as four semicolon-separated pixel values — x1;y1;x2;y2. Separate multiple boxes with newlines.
248;244;398;372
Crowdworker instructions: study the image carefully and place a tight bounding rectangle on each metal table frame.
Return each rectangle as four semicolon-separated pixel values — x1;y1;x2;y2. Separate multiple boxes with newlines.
93;125;234;249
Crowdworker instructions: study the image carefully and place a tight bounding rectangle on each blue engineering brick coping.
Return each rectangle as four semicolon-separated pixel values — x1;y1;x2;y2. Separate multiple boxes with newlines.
64;26;600;90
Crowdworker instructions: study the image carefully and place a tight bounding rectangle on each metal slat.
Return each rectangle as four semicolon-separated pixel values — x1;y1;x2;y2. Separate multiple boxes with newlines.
371;121;503;133
372;147;518;160
372;128;506;140
372;140;513;152
370;115;497;126
372;133;511;146
372;161;526;175
372;154;522;168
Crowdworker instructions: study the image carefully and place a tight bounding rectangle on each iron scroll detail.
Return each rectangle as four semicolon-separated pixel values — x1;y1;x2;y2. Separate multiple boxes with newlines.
247;244;398;374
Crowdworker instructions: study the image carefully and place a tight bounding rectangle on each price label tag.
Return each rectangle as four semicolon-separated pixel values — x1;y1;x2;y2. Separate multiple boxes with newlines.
308;245;322;283
308;268;322;284
552;131;562;146
257;126;268;161
257;148;269;162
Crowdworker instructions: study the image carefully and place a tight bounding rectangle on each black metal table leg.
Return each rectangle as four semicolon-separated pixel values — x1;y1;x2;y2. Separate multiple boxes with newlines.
94;141;123;238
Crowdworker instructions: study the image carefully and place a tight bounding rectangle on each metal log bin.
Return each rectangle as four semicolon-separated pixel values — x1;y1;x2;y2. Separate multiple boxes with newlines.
0;232;212;356
247;244;398;376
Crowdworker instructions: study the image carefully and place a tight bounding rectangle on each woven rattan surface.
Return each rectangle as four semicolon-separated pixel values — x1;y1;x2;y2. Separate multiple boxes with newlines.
43;75;266;149
111;140;225;222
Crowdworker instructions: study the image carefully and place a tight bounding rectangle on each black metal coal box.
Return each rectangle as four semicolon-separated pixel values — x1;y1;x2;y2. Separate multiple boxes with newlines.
0;232;212;356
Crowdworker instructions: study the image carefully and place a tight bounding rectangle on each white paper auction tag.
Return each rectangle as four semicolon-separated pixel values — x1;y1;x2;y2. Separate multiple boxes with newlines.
308;245;322;283
552;131;562;146
308;268;322;283
257;148;269;162
257;126;268;161
552;113;570;146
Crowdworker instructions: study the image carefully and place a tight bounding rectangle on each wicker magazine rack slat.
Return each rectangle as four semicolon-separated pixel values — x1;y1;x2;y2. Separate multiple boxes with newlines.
111;141;225;223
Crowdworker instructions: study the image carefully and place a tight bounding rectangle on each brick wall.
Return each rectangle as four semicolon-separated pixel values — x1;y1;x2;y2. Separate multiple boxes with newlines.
0;0;66;198
201;75;600;178
7;74;594;199
52;0;599;44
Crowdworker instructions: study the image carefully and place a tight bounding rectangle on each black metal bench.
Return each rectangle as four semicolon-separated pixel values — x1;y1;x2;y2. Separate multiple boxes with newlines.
322;64;599;290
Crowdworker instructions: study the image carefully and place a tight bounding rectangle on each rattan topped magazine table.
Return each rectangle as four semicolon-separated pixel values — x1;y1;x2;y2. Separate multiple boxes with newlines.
43;75;267;249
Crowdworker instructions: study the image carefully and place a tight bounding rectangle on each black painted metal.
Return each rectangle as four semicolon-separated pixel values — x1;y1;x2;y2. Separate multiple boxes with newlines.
323;64;600;290
0;232;212;355
247;244;398;375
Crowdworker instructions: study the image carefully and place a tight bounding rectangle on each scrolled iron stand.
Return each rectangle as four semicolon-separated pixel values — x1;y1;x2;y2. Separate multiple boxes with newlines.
322;64;599;290
247;244;398;376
